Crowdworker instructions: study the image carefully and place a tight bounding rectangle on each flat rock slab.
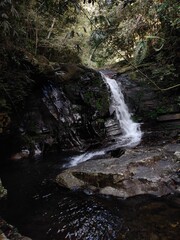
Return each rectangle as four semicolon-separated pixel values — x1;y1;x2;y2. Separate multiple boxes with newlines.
56;144;180;198
157;113;180;121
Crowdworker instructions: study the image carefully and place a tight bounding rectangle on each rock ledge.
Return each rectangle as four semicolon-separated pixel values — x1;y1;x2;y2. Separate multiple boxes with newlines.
56;144;180;198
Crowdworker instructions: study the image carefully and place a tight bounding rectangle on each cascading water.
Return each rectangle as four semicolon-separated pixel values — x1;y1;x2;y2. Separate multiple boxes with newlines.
66;73;142;167
64;150;105;167
102;73;142;147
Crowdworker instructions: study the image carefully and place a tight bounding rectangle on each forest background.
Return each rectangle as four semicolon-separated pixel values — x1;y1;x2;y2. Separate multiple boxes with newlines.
0;0;179;114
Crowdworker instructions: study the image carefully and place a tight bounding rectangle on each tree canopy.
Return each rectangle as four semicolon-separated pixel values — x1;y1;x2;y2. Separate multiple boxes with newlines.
0;0;179;83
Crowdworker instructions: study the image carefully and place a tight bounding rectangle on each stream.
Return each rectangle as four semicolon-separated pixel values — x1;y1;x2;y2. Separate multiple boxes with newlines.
0;154;180;240
0;73;179;239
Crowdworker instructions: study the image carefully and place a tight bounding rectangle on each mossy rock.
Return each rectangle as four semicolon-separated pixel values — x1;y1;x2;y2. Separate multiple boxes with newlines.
61;67;110;117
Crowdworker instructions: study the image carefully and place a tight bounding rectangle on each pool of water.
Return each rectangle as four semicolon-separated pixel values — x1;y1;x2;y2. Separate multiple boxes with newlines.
0;154;179;240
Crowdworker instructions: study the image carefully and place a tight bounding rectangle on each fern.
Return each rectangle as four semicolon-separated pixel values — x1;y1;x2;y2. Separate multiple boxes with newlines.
134;40;148;65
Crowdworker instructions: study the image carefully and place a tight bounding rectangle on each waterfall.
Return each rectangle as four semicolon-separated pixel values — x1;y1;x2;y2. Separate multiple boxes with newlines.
101;73;142;147
66;73;142;167
64;150;105;167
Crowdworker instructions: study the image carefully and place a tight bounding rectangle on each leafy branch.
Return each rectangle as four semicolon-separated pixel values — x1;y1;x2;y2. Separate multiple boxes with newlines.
117;50;180;91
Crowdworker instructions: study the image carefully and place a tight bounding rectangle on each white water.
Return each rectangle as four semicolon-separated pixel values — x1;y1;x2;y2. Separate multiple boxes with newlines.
64;150;105;168
66;73;142;167
102;73;142;147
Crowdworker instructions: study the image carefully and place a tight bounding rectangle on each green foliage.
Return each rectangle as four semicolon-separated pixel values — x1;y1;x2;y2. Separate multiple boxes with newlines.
1;0;179;68
147;107;167;120
90;30;107;47
151;64;178;81
0;0;19;36
38;45;81;64
86;0;179;71
156;0;180;29
0;0;179;97
134;36;165;65
0;47;36;114
0;99;8;111
134;40;148;65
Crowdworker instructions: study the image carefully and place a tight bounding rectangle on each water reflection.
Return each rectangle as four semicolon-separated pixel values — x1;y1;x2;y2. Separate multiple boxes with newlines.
0;156;179;240
37;193;123;240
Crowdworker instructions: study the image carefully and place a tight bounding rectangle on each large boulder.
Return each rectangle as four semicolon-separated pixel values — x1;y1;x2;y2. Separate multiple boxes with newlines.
56;144;180;198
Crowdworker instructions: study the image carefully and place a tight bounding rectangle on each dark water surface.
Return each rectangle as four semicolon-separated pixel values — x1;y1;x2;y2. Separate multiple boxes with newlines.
0;154;179;240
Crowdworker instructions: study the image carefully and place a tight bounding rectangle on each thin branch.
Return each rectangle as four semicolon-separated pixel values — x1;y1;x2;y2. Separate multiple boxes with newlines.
116;50;180;91
47;17;56;39
35;27;38;55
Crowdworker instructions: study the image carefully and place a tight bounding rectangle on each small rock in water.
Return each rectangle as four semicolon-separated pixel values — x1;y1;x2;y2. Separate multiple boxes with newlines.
0;179;7;199
107;148;125;158
10;149;30;161
174;151;180;161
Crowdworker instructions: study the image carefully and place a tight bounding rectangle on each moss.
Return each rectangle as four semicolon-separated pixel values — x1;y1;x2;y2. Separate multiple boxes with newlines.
83;90;109;116
145;107;167;120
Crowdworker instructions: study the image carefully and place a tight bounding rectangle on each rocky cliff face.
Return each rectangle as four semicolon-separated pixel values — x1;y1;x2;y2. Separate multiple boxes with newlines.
114;72;180;125
22;64;110;154
0;49;111;158
1;49;179;159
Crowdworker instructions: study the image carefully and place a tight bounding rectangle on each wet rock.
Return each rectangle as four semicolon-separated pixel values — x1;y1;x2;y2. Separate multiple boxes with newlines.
105;119;122;140
157;113;180;122
164;144;180;153
56;144;180;198
0;179;7;200
0;232;8;240
174;151;180;161
22;65;110;153
114;73;180;125
10;150;30;161
0;218;32;240
114;73;159;117
107;148;125;158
